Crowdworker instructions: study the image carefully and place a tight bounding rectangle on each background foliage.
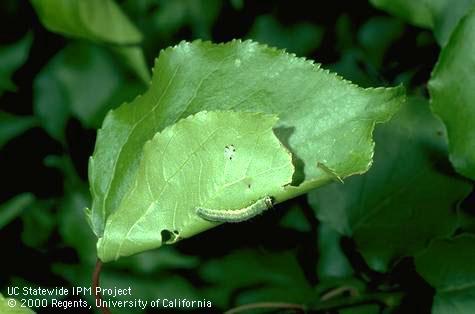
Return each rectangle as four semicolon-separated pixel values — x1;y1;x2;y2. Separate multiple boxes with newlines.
1;0;474;313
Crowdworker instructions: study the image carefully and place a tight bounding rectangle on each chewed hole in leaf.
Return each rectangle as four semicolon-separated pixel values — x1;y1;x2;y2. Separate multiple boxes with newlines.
161;229;178;244
224;144;236;160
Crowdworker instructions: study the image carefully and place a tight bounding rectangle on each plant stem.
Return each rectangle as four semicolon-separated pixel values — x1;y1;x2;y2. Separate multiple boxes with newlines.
224;291;403;314
320;285;359;301
224;302;306;314
92;259;111;314
307;291;404;313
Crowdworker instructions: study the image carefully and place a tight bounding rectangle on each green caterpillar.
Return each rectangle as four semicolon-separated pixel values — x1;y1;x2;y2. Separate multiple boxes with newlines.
196;196;274;223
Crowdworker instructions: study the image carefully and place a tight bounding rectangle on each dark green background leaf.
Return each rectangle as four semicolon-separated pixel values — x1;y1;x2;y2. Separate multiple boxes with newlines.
199;249;314;308
0;194;35;230
30;0;150;82
34;43;144;141
0;32;32;96
369;0;475;46
309;97;472;272
416;235;475;314
0;112;37;149
30;0;142;44
317;223;353;279
247;14;323;56
429;8;475;180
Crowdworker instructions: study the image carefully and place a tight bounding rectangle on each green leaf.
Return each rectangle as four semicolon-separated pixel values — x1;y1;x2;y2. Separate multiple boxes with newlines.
150;0;222;39
369;0;439;29
340;304;380;314
110;46;150;85
89;40;404;260
59;188;96;263
44;155;97;261
0;112;37;149
0;294;34;314
415;235;475;314
357;16;404;68
34;43;143;141
327;15;405;87
112;247;199;274
199;249;313;308
328;50;377;88
230;0;244;11
0;32;32;96
0;194;35;230
30;0;141;45
30;0;150;82
97;111;294;261
186;0;222;39
309;97;472;272
100;271;200;308
369;0;475;46
279;201;312;233
429;8;475;180
317;223;353;279
247;14;323;56
21;200;55;248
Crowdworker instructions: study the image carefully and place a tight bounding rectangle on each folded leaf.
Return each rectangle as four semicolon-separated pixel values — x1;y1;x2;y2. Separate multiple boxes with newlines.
97;111;294;261
89;40;404;261
89;40;403;232
429;8;475;180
